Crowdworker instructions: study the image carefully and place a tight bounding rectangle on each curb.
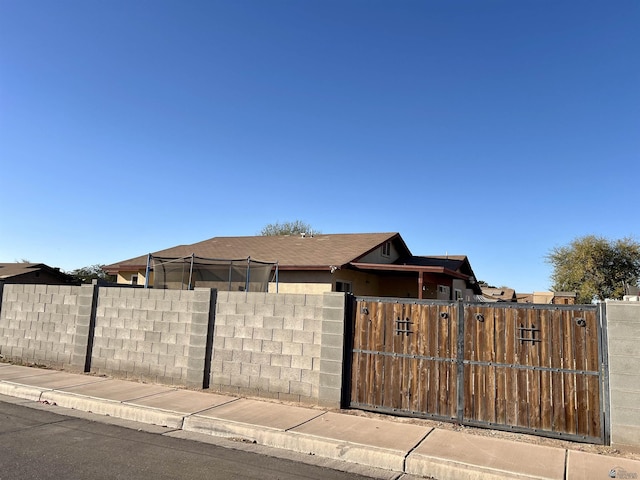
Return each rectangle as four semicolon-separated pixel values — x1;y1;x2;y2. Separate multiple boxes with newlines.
2;373;640;480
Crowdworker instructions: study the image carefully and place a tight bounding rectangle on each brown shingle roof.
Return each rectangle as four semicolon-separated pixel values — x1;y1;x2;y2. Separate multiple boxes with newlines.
0;263;72;281
104;233;406;272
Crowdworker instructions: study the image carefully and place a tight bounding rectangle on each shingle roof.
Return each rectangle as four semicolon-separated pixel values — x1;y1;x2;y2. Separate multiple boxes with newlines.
0;263;69;280
104;233;405;272
481;287;517;302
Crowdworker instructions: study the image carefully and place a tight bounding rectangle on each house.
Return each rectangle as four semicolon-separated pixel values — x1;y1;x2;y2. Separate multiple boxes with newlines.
516;291;577;304
0;263;77;285
103;232;482;301
480;287;517;302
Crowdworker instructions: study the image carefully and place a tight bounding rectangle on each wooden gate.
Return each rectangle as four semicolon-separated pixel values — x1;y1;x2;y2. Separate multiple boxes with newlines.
348;297;607;444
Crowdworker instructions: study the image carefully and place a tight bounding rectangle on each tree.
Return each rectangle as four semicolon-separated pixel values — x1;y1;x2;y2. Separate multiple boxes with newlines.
66;264;115;284
546;235;640;303
259;220;319;236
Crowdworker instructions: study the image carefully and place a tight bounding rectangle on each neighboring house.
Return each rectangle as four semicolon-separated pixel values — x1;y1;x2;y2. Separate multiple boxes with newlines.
103;232;482;301
550;291;577;305
516;293;534;303
517;291;577;304
0;263;77;285
479;287;517;302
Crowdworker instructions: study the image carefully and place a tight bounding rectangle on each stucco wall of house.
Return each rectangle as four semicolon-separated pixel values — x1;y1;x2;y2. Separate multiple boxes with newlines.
116;270;149;286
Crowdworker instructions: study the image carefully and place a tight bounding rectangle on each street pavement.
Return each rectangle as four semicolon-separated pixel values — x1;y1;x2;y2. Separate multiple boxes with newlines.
1;362;639;480
0;400;377;480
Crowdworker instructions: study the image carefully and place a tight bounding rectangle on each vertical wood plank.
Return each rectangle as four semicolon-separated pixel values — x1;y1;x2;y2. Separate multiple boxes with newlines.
550;308;565;433
484;306;497;424
516;308;529;428
494;306;506;425
438;304;452;417
562;309;577;434
504;307;518;427
426;307;440;414
352;300;366;405
463;304;476;421
371;301;384;407
539;308;553;431
573;308;588;437
527;308;542;430
584;309;601;439
449;302;459;419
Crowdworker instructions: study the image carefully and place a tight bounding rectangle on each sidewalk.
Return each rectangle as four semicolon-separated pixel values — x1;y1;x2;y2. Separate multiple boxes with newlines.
0;363;638;480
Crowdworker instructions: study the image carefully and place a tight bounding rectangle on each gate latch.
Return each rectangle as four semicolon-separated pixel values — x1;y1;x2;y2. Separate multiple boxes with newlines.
395;317;413;336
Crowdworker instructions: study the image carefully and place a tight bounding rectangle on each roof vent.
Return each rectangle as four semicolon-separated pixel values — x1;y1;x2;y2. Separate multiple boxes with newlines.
300;232;306;238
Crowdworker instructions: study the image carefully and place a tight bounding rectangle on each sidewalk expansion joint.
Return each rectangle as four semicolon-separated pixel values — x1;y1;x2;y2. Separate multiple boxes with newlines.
284;411;327;432
122;390;179;402
402;427;434;473
563;448;568;480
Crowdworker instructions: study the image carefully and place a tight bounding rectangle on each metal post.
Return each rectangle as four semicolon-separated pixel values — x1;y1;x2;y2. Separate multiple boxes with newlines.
598;301;611;445
245;257;251;293
144;254;151;288
456;299;466;423
275;262;279;294
188;254;195;290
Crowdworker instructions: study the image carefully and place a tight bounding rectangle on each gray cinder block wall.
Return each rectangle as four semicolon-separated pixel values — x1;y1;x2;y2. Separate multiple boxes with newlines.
209;291;346;407
91;287;214;388
0;284;346;407
607;301;640;450
0;283;95;371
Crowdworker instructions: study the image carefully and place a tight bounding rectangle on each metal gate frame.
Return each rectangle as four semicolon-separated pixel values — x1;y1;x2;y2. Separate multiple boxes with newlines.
346;296;610;444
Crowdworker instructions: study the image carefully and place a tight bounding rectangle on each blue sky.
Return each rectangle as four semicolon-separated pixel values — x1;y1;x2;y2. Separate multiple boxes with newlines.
1;0;638;293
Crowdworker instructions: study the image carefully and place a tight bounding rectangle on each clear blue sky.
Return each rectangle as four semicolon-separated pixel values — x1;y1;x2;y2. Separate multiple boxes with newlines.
1;0;638;293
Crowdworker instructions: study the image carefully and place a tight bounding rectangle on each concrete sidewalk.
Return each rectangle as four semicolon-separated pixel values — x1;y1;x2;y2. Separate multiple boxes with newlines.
0;363;637;480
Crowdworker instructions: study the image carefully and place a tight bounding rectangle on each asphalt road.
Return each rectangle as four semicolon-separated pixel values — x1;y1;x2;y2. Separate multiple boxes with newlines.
0;400;376;480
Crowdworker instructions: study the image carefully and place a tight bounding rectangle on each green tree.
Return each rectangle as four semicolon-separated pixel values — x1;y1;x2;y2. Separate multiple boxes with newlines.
546;235;640;303
67;264;115;284
259;220;319;236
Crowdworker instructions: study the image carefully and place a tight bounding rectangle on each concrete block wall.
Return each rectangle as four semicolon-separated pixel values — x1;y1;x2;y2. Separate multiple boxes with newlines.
210;291;346;407
0;283;95;371
606;301;640;450
91;287;214;388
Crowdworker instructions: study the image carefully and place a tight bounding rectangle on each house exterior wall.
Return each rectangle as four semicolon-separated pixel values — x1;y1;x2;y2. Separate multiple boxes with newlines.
452;279;476;301
357;240;401;264
379;275;419;298
269;271;332;294
117;270;149;286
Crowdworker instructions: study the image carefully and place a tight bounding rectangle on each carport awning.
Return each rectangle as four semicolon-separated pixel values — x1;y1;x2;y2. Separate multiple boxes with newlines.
349;262;470;280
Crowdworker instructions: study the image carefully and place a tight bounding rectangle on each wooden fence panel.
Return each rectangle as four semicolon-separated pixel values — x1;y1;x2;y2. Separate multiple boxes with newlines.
349;298;603;443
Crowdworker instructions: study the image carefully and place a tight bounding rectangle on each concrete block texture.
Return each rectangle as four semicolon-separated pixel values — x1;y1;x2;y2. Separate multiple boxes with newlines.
608;302;640;450
0;284;93;371
3;286;346;406
211;291;331;405
91;287;214;388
